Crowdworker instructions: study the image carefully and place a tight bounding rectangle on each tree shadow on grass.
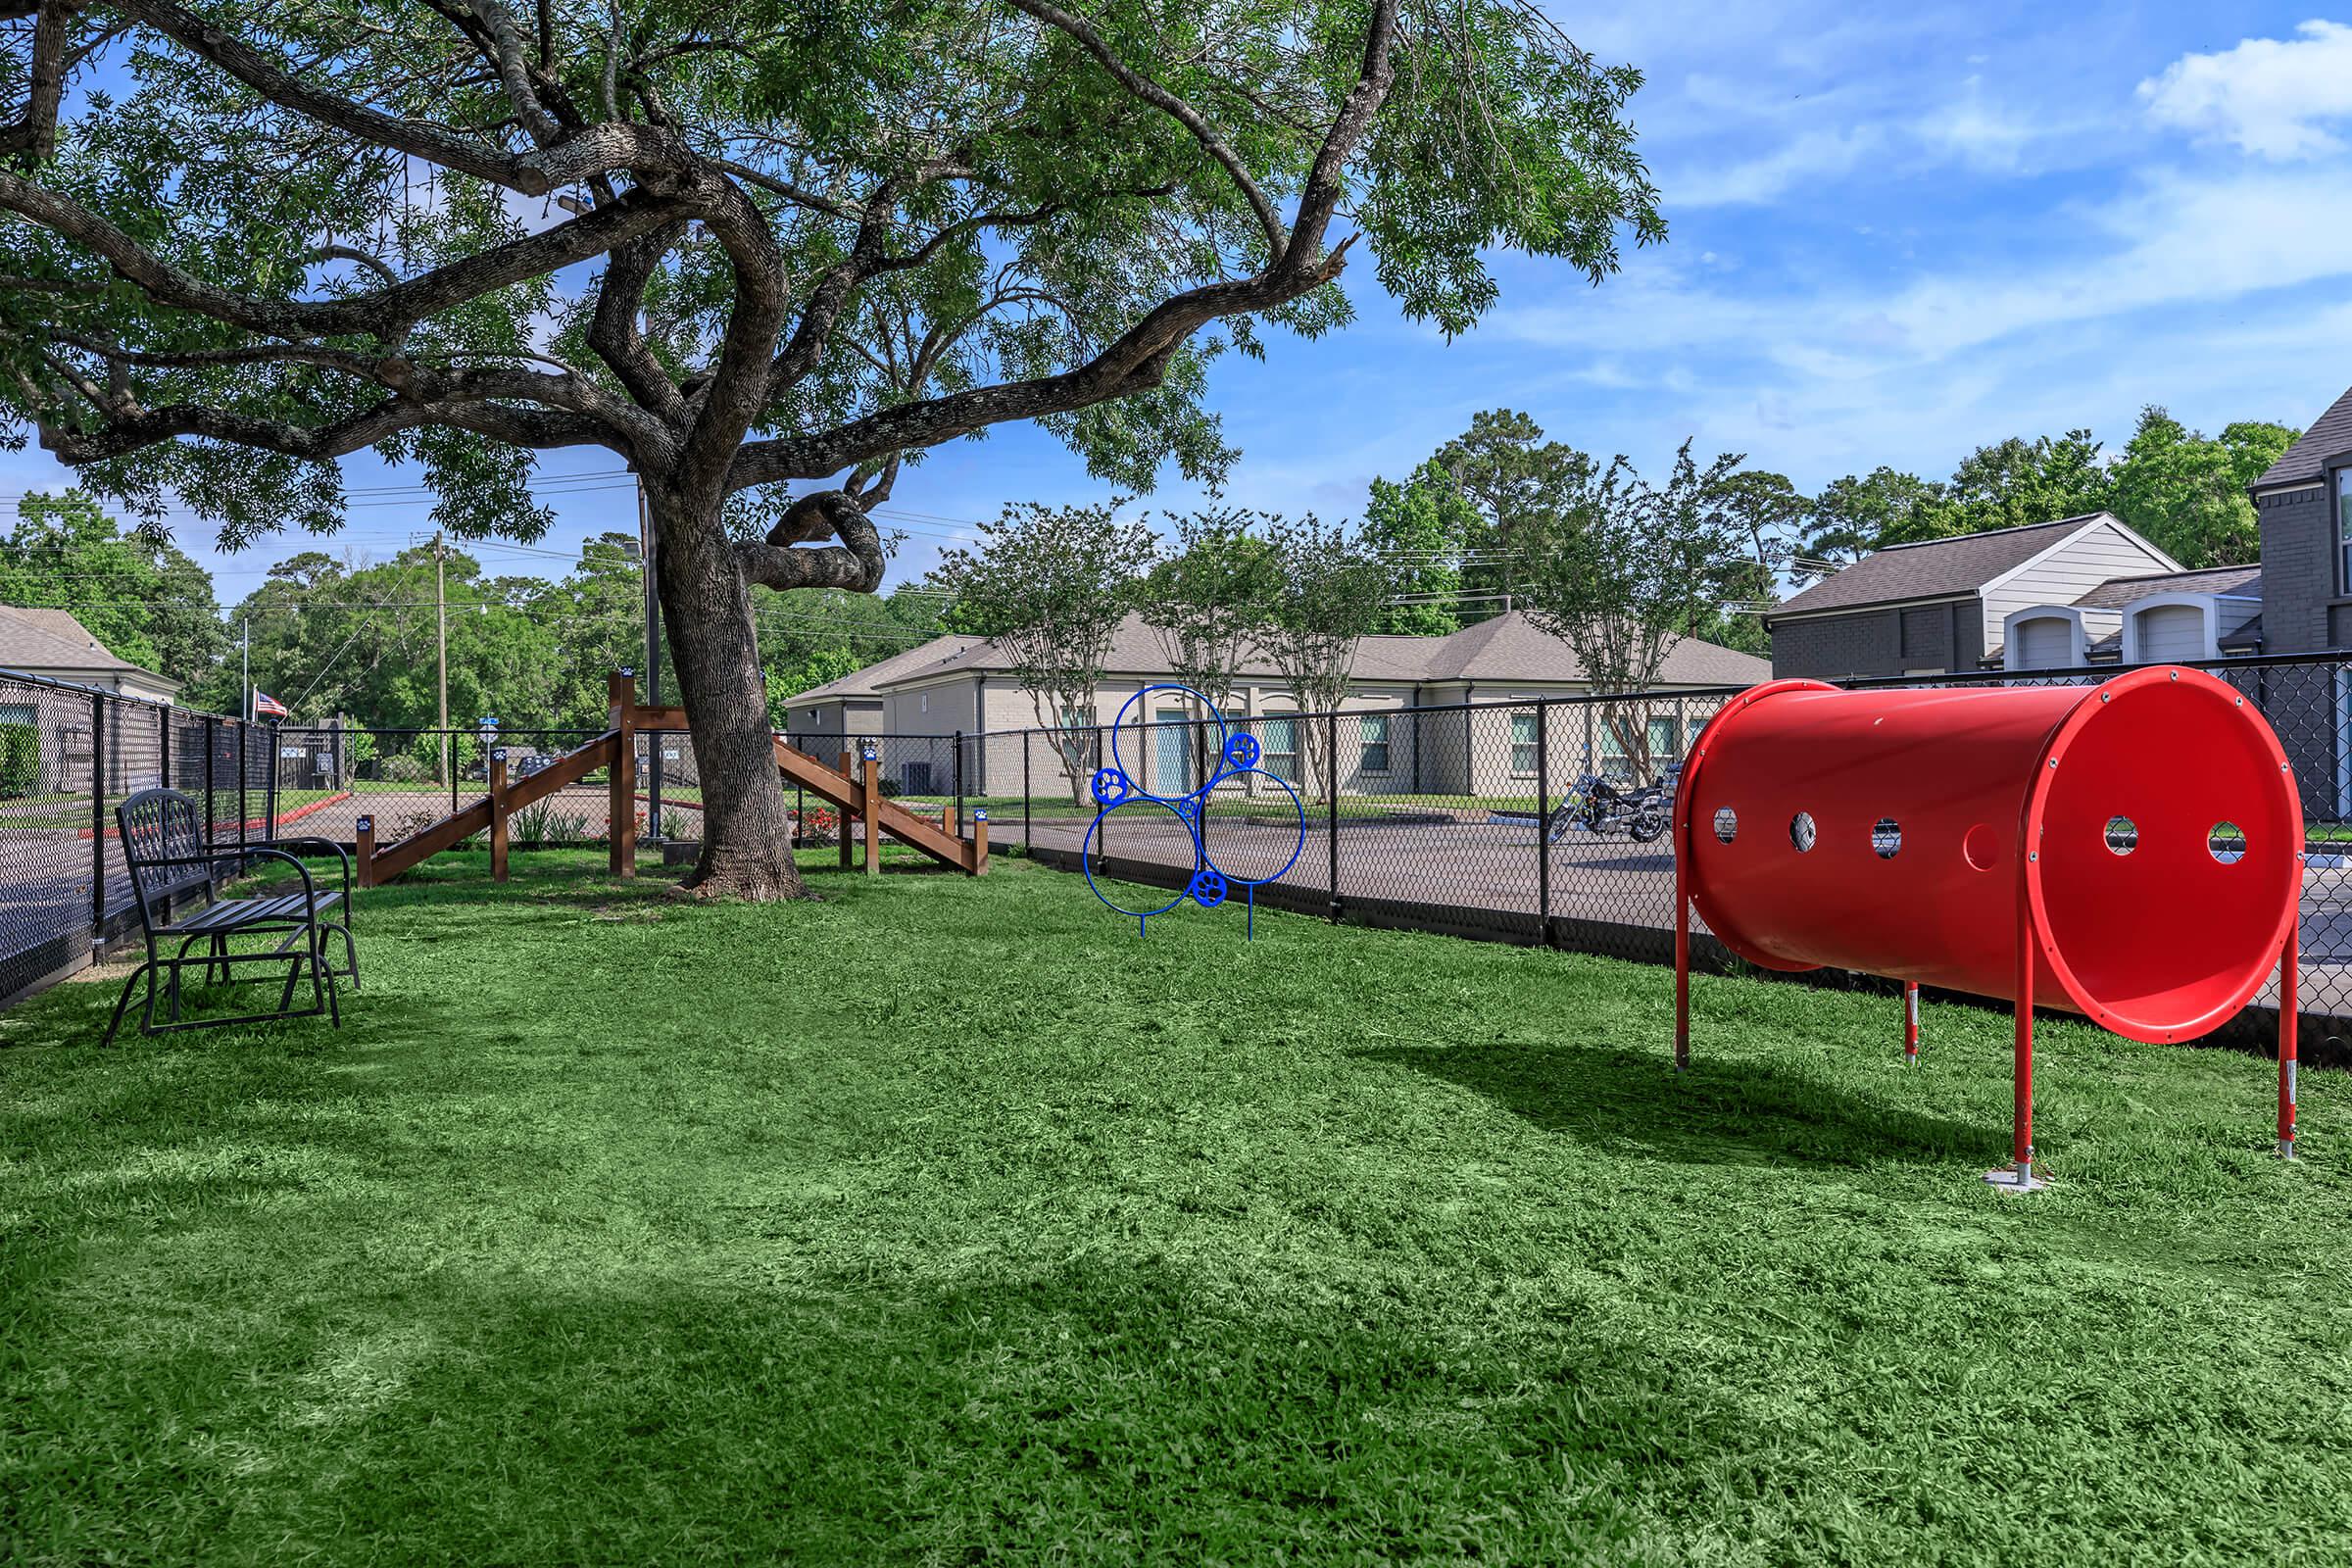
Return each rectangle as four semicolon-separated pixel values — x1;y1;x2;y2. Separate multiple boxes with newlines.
1355;1037;1992;1171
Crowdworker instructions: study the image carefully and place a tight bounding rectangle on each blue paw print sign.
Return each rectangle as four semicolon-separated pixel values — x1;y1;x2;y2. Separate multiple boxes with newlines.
1082;685;1307;939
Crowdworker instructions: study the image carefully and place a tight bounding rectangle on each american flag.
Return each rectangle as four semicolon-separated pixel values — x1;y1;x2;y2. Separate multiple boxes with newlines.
253;690;289;718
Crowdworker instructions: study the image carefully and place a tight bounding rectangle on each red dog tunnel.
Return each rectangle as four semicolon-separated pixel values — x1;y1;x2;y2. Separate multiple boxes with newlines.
1670;666;2303;1190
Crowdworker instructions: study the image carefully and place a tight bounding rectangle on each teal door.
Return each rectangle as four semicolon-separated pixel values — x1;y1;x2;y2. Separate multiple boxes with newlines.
1152;708;1191;795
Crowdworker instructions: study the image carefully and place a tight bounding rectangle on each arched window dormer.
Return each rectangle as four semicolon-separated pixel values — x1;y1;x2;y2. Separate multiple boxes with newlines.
2121;594;2222;664
2001;606;2088;671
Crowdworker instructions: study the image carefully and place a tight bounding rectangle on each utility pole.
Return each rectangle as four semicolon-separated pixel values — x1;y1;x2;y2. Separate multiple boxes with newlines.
435;528;450;785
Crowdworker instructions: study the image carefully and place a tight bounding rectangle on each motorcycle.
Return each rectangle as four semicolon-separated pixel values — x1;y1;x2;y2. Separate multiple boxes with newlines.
1548;759;1681;844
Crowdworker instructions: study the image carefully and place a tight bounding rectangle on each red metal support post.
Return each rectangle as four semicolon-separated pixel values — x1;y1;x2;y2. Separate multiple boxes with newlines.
2279;919;2299;1158
1672;788;1691;1073
1903;982;1920;1067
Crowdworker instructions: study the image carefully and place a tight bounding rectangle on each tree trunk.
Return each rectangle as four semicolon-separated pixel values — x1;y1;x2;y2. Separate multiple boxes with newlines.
652;490;808;901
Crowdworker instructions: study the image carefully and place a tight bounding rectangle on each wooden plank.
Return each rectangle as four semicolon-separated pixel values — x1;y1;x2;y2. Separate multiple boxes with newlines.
356;813;376;889
629;705;689;731
503;732;616;812
777;738;971;870
837;751;854;868
489;751;510;883
369;798;493;883
863;754;881;877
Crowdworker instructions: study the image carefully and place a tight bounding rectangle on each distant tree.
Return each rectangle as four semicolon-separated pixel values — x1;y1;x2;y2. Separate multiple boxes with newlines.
1514;442;1745;774
1702;468;1806;653
1946;429;2114;532
1250;514;1396;797
0;490;224;684
933;502;1154;804
1795;467;1959;581
1138;508;1280;714
1358;463;1476;635
766;648;866;729
2109;406;2298;567
1432;410;1594;618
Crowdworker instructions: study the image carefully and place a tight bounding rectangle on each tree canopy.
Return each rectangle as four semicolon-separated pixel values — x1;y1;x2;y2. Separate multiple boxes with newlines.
0;0;1664;897
0;490;224;683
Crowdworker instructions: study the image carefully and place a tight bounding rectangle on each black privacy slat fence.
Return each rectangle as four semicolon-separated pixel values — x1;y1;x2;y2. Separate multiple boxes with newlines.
8;648;2352;1047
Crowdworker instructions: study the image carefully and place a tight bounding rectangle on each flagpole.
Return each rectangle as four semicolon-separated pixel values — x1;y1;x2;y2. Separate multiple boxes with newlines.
241;616;250;722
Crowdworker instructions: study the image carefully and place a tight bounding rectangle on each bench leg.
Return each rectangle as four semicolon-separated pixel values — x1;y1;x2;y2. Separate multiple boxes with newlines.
311;922;340;1029
103;959;153;1047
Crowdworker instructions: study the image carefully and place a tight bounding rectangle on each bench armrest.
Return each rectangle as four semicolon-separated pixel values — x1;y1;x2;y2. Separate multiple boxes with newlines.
269;837;354;918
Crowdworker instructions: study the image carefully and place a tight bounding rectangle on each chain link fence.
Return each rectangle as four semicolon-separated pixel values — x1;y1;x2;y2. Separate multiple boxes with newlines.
13;651;2352;1046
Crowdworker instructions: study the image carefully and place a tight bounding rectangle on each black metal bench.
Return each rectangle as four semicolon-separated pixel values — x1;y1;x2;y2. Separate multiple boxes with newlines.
103;788;357;1044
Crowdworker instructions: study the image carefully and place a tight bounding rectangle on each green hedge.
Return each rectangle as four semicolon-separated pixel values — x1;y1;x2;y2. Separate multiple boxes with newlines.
0;722;38;798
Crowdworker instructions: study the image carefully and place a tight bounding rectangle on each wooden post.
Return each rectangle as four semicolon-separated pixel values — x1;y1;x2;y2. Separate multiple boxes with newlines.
489;749;510;883
608;670;637;877
356;814;375;890
862;750;881;876
971;809;989;876
838;751;855;869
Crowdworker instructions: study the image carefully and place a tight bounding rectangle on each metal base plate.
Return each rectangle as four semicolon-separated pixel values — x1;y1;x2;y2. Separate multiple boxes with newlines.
1984;1164;2047;1195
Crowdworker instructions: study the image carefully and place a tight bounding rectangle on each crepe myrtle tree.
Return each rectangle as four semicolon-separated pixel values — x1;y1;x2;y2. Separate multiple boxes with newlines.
930;499;1155;805
0;0;1663;899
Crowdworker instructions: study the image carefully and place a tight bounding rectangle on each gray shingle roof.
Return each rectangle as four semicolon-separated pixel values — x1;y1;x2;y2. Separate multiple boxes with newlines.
786;633;987;704
1770;514;2111;618
826;610;1768;695
2069;564;2261;610
2252;383;2352;491
0;606;167;682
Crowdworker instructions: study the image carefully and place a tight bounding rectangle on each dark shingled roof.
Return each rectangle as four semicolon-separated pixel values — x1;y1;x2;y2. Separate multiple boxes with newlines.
2252;383;2352;492
2070;564;2262;610
1770;514;2108;618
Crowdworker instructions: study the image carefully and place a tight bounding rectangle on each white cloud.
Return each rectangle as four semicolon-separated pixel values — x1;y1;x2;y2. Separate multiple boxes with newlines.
2139;20;2352;160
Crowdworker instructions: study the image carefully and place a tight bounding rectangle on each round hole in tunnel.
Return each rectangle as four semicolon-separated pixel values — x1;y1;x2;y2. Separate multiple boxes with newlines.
2210;820;2246;864
1962;823;1997;870
1872;817;1901;858
1712;807;1738;844
2103;815;2138;856
1788;811;1816;853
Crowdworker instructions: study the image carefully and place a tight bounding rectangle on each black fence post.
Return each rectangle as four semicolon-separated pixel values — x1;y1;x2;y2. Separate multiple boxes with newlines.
1022;730;1033;854
202;715;217;853
1325;710;1341;919
1536;702;1550;945
450;733;459;814
237;720;249;859
264;719;281;843
328;719;341;790
158;705;171;794
954;729;965;833
89;693;106;940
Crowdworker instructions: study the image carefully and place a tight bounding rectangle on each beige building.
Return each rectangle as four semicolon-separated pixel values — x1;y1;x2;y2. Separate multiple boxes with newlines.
0;607;181;704
784;611;1769;797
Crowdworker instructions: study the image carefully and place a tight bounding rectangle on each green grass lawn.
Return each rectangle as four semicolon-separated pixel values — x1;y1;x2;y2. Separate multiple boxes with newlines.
4;851;2350;1563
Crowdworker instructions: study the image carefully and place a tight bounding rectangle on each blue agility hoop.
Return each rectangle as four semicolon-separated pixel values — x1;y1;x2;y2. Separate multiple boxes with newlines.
1109;683;1229;800
1076;689;1307;941
1199;765;1309;888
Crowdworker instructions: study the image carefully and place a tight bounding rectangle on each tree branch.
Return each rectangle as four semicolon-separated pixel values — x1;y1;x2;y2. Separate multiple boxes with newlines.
1004;0;1286;258
734;489;885;592
0;171;687;342
1;0;72;165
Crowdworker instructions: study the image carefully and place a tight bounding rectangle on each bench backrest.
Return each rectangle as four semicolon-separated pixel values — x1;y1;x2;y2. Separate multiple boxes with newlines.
117;788;213;920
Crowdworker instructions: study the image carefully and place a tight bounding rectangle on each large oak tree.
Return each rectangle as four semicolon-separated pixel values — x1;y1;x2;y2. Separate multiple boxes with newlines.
0;0;1661;897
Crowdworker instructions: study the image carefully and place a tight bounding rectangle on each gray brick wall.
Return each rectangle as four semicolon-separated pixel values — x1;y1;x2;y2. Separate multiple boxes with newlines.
2257;484;2332;654
1769;600;1983;678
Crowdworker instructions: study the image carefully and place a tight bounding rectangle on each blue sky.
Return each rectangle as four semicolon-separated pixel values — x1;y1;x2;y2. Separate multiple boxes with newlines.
11;2;2352;600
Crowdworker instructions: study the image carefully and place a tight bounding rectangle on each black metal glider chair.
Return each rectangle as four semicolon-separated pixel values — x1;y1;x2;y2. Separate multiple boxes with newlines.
104;788;357;1044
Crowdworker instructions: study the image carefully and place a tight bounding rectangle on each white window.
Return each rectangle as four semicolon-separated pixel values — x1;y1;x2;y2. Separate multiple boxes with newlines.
1262;714;1300;783
2338;468;2352;593
919;692;929;714
1510;711;1538;776
1359;713;1392;774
